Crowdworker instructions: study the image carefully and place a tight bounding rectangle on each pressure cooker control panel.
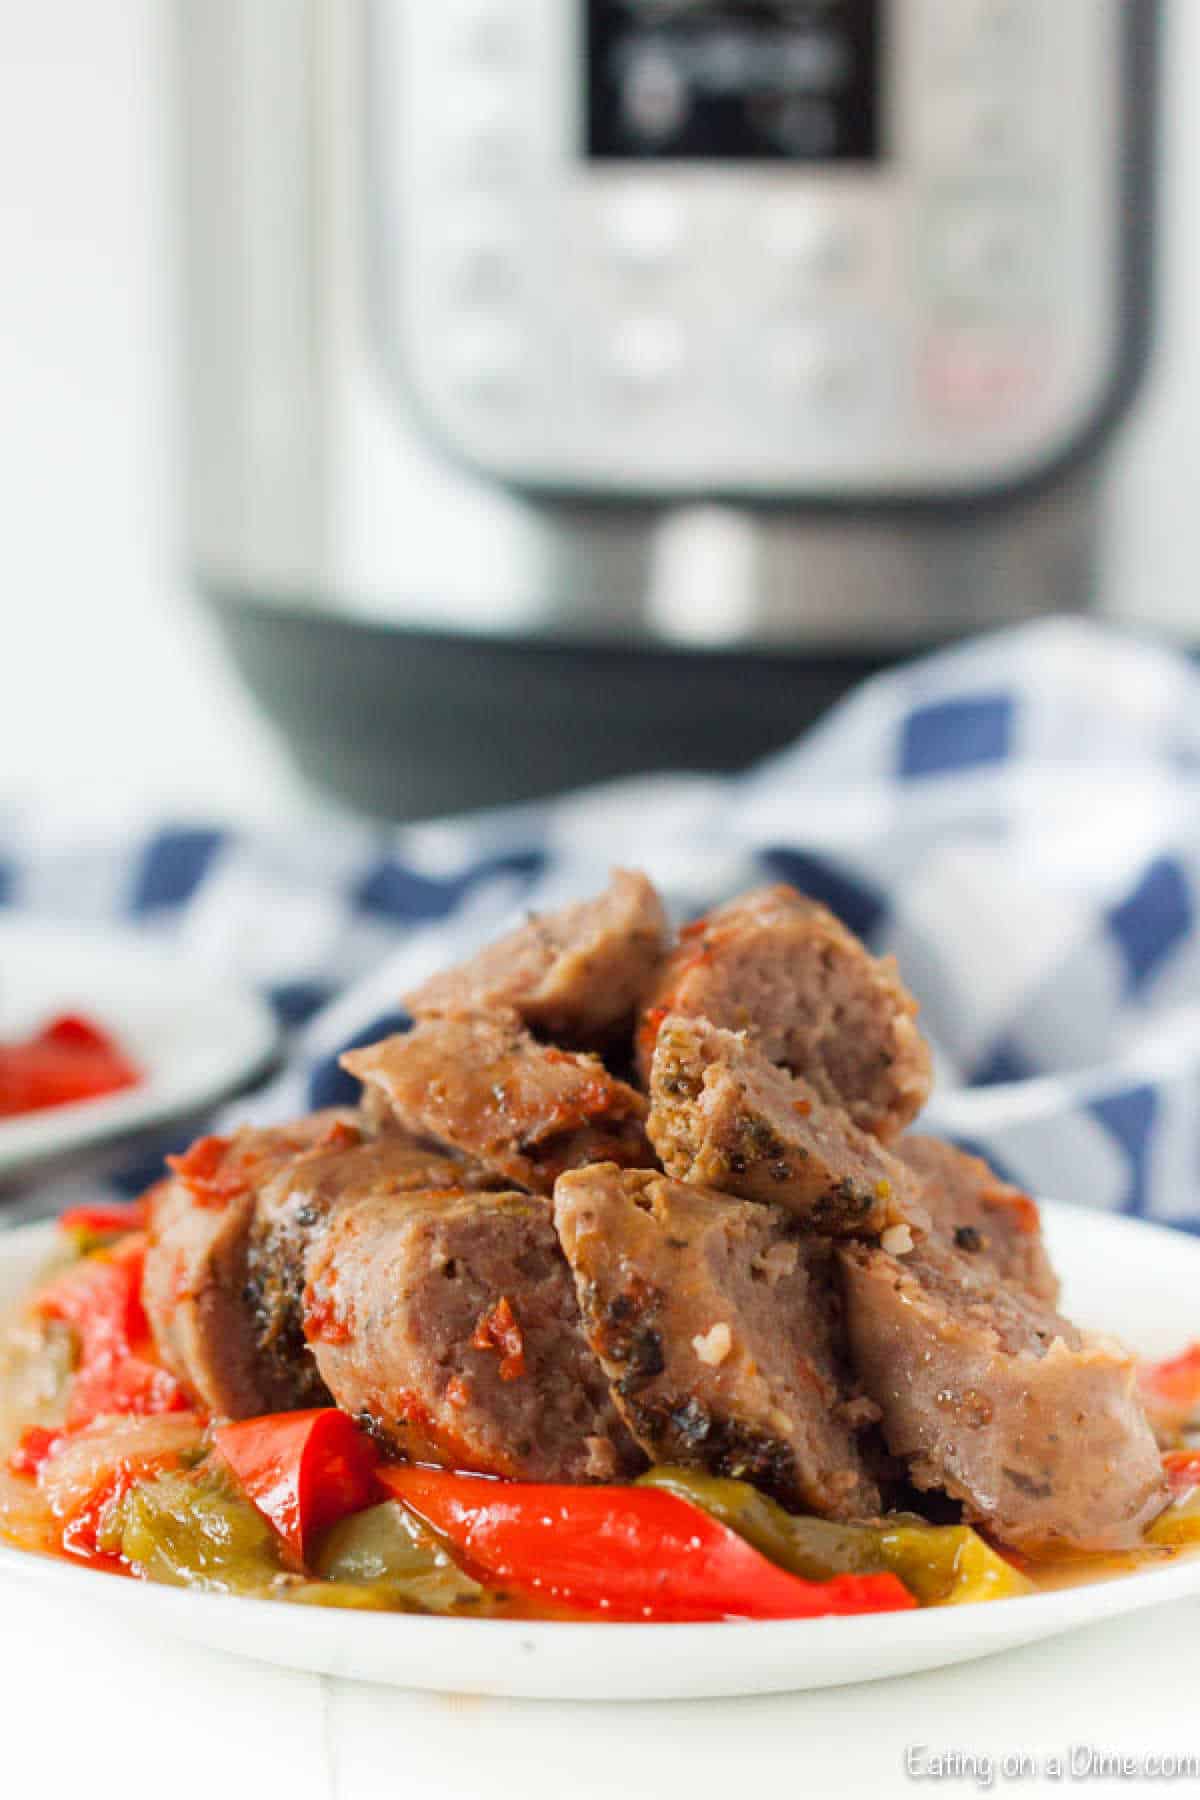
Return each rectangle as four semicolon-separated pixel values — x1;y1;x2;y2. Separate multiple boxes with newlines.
373;0;1134;500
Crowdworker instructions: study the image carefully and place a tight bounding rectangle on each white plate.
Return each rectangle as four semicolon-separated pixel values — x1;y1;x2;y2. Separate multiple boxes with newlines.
0;1203;1196;1702
0;918;278;1178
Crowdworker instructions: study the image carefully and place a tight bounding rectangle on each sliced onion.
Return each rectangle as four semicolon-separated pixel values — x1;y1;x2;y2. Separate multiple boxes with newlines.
0;1467;61;1554
0;1315;75;1455
37;1413;206;1521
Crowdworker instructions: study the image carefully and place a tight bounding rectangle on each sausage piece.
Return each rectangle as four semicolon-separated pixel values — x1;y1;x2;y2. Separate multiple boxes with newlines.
405;868;669;1048
639;885;930;1140
303;1186;643;1482
648;1014;927;1237
343;1012;651;1194
554;1164;882;1519
839;1236;1166;1553
896;1135;1060;1305
245;1128;500;1408
142;1113;355;1417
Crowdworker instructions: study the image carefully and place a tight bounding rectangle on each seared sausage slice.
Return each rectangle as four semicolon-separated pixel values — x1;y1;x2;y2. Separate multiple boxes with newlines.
343;1012;650;1194
839;1236;1166;1553
246;1128;500;1408
553;1164;882;1519
143;1180;265;1419
405;868;669;1047
648;1015;926;1237
639;884;930;1140
303;1187;643;1482
896;1135;1060;1305
142;1113;355;1417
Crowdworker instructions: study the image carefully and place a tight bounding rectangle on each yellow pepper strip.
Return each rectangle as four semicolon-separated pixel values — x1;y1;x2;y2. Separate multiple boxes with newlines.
637;1467;1032;1605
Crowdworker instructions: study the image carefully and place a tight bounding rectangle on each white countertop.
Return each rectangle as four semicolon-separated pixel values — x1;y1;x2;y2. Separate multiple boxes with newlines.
2;1576;1198;1799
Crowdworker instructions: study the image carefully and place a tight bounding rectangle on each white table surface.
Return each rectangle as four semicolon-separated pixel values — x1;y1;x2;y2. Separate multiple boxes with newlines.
1;1577;1198;1799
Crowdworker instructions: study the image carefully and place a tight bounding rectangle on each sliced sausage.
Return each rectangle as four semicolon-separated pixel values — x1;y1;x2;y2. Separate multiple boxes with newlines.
839;1236;1166;1553
639;884;930;1139
405;868;669;1047
553;1163;882;1519
648;1014;926;1237
245;1127;500;1408
142;1113;355;1417
897;1135;1060;1305
342;1012;651;1194
303;1187;643;1482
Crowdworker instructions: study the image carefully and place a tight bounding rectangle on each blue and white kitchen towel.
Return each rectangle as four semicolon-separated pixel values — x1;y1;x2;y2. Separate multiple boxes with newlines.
4;617;1200;1230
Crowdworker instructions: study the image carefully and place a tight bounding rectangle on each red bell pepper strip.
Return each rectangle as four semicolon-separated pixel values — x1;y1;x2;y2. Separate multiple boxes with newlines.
1141;1344;1200;1427
7;1425;65;1476
163;1135;256;1208
41;1015;123;1054
57;1199;149;1241
378;1465;917;1623
1162;1449;1200;1498
58;1473;134;1568
213;1410;380;1561
33;1236;189;1431
0;1013;140;1118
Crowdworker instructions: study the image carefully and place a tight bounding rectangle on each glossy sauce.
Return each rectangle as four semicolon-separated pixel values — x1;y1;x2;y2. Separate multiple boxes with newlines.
1024;1541;1187;1592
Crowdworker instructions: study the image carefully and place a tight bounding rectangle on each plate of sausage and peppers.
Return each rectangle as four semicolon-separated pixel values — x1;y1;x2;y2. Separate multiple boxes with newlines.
1;875;1198;1700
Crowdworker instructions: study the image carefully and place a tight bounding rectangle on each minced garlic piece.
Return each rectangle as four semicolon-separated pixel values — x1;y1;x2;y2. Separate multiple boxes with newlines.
881;1224;914;1256
692;1322;733;1366
753;1240;799;1284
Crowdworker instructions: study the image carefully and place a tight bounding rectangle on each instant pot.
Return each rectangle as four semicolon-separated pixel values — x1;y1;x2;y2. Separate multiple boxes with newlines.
178;1;1159;817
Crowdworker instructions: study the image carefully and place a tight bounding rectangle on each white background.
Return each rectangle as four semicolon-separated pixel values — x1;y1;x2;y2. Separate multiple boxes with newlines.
0;0;299;818
0;0;1196;820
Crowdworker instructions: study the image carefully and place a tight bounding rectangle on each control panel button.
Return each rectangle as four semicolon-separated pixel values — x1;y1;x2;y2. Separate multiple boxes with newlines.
447;317;527;399
764;323;873;414
931;0;1038;76
451;3;519;65
968;0;1035;56
918;93;1032;168
610;316;687;392
601;187;685;270
921;326;1045;428
761;204;864;281
449;86;524;180
443;212;520;301
927;201;1047;305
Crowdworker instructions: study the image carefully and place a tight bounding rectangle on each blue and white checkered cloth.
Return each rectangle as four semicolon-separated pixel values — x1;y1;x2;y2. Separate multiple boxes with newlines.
4;617;1200;1229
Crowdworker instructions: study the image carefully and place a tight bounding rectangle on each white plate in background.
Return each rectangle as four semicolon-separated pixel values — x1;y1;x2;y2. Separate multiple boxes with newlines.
0;1203;1196;1700
0;917;277;1179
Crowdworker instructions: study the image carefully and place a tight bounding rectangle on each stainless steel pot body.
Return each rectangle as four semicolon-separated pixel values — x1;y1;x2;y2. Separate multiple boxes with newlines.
177;2;1156;815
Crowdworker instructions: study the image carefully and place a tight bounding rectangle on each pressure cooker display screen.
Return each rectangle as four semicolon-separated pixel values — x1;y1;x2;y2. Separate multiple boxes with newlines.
584;0;882;162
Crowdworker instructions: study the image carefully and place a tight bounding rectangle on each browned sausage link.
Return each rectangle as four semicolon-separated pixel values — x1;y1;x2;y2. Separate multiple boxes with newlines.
304;1187;643;1482
839;1236;1166;1554
554;1163;882;1520
405;869;669;1048
342;1012;650;1194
